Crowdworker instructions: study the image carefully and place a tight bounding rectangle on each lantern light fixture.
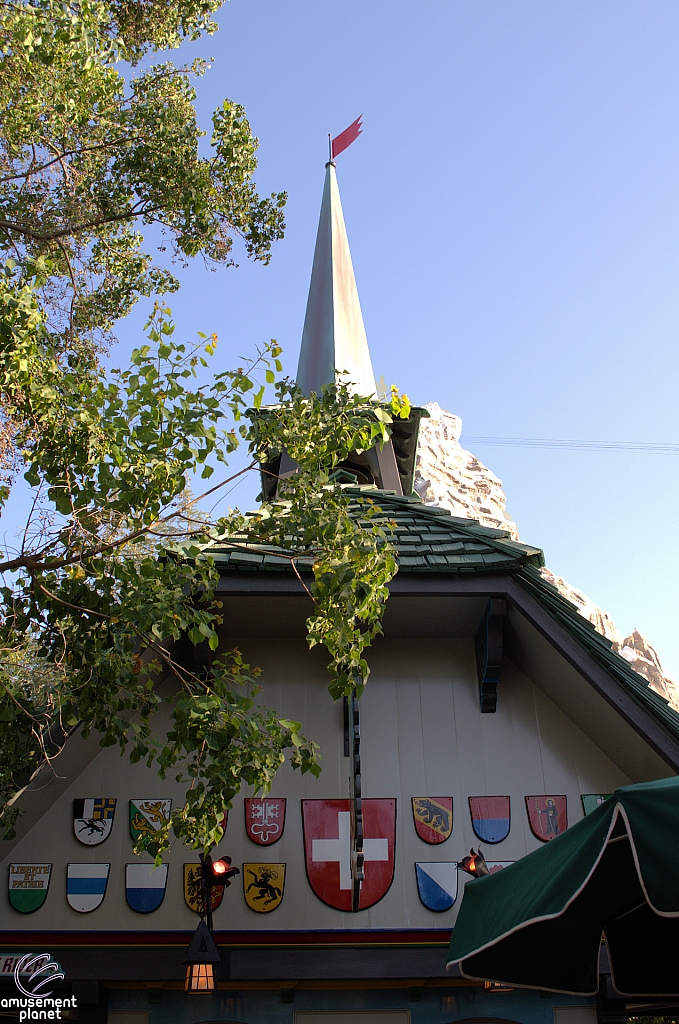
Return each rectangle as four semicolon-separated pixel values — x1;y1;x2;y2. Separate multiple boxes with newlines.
183;919;221;994
184;963;215;994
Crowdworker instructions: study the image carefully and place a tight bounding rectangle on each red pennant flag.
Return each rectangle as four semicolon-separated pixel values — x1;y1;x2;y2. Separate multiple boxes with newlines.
331;116;363;160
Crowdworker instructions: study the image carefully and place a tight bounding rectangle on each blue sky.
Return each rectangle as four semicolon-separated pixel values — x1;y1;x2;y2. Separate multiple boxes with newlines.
94;2;679;678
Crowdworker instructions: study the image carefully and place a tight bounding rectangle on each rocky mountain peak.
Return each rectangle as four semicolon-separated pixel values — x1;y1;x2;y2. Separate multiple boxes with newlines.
414;402;679;711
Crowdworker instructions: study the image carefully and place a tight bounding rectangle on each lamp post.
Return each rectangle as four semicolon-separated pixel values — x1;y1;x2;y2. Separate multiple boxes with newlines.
183;854;240;994
183;919;221;993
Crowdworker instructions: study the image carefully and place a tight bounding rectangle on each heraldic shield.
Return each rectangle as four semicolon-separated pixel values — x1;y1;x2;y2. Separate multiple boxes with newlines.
125;863;168;913
487;861;514;874
129;799;172;842
73;798;116;845
525;795;567;841
67;863;109;913
184;863;225;914
8;864;51;913
243;863;285;912
245;798;286;845
415;862;457;911
582;794;611;816
411;797;452;844
302;798;396;911
468;795;510;844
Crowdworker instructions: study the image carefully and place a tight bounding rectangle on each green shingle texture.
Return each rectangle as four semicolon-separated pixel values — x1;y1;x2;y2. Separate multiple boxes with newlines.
208;488;544;574
515;564;679;745
209;486;679;746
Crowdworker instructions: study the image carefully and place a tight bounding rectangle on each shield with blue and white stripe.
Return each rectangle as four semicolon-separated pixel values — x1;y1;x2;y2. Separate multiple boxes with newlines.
125;863;168;913
415;862;458;912
67;863;110;913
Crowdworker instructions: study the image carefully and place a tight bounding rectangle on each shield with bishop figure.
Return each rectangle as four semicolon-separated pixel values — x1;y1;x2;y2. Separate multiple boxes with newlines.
526;795;567;841
245;798;286;846
411;797;453;844
302;798;396;911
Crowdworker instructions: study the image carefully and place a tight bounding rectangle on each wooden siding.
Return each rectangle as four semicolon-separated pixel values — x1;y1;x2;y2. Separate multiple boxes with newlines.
0;638;631;934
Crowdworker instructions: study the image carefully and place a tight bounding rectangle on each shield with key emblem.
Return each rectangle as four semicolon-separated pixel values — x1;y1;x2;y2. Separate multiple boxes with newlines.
245;798;286;846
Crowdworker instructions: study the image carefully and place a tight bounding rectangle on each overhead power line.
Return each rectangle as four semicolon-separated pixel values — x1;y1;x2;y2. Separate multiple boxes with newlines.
462;437;679;454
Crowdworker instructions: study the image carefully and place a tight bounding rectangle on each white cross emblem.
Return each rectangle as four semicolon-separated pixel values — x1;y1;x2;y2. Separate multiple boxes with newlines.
312;810;388;890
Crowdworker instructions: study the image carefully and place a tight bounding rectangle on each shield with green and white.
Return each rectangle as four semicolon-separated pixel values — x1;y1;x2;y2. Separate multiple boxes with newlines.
8;864;51;913
129;799;171;842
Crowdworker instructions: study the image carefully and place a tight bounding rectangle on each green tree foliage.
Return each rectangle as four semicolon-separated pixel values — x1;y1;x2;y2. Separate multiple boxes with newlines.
0;0;286;359
0;293;408;855
0;0;410;859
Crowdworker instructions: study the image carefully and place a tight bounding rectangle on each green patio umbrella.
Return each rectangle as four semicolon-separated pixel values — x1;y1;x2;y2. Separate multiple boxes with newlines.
446;777;679;997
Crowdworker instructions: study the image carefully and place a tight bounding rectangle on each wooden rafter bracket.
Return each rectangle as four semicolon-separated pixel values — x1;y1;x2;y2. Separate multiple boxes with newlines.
475;598;508;713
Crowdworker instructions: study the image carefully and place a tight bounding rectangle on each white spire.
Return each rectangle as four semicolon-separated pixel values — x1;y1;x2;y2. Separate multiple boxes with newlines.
296;162;376;397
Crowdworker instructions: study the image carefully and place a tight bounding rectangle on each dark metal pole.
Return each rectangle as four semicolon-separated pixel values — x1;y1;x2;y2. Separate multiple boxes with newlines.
350;688;364;913
199;852;214;934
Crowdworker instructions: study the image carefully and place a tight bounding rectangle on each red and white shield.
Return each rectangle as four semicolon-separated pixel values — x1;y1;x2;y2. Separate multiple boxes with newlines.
245;798;286;846
302;799;396;911
525;795;567;841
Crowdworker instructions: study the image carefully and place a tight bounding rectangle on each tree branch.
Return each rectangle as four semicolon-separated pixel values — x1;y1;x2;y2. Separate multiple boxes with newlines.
0;208;140;243
0;460;258;573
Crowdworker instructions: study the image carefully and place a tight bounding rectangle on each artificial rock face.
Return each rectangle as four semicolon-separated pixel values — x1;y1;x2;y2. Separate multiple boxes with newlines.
414;402;679;711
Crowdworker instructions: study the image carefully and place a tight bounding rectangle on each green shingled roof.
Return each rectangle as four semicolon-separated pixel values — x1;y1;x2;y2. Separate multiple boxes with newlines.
208;488;544;574
209;486;679;748
514;564;679;744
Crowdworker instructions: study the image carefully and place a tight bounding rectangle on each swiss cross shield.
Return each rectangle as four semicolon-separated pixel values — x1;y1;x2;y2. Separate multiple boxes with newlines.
302;798;396;911
525;795;567;841
245;798;286;846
